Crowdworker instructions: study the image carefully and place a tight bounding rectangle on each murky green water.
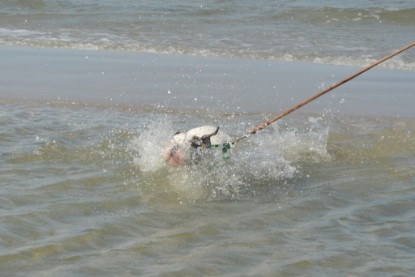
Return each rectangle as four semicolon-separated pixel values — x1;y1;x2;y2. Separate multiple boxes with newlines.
1;100;414;276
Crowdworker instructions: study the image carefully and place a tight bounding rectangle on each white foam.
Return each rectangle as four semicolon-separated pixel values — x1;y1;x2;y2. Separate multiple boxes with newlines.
0;27;45;37
1;26;413;71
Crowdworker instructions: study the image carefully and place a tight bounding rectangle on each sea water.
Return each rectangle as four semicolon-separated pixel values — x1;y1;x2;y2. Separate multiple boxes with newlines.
1;1;415;276
0;0;414;69
1;98;415;276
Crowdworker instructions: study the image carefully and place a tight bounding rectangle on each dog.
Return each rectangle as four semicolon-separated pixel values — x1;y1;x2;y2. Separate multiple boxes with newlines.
165;126;231;166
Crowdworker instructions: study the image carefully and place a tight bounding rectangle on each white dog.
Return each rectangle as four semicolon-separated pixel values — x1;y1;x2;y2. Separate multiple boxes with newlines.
165;126;231;166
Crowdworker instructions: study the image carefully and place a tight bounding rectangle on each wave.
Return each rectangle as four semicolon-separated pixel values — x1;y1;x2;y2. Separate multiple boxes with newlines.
0;1;414;70
0;28;413;70
262;7;415;26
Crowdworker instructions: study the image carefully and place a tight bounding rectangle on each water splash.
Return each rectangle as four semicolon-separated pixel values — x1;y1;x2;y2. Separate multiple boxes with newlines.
130;116;175;172
129;114;331;202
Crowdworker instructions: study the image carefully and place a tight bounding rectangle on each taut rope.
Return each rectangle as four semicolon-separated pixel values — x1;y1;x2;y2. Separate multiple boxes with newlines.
231;41;415;145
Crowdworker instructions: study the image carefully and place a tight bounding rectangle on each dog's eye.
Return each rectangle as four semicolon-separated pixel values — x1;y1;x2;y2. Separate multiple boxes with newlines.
174;131;181;135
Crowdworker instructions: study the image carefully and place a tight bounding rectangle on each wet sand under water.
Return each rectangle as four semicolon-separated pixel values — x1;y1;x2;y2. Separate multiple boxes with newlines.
2;45;415;117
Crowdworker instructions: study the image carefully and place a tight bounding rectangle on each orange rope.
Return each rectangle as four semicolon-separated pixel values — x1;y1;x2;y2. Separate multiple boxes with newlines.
233;41;415;144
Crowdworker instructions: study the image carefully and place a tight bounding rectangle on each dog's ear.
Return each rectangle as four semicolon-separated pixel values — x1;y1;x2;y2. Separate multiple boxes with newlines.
190;127;220;149
200;127;219;148
202;127;219;139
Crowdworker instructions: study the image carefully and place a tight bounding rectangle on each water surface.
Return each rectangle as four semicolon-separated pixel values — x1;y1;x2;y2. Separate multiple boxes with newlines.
1;0;415;275
1;99;414;276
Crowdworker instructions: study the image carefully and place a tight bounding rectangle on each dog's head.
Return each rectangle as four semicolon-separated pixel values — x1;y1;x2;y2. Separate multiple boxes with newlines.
189;126;219;149
165;126;223;166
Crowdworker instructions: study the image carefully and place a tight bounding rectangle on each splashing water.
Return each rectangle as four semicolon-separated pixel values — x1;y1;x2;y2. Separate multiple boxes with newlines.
130;116;175;172
129;114;331;202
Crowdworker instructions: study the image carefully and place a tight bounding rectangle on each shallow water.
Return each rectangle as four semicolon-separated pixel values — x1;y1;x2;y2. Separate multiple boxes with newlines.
1;0;414;275
1;100;414;276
